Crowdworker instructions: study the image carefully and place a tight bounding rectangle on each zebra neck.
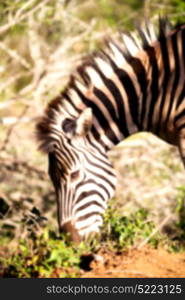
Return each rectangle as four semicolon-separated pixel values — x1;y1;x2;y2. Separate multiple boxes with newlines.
65;22;185;150
89;117;139;152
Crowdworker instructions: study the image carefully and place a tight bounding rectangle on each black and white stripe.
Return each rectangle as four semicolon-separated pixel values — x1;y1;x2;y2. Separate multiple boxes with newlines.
36;18;185;241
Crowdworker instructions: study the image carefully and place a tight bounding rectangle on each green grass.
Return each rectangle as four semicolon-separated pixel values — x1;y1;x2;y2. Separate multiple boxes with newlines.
102;206;161;249
0;229;83;278
1;200;185;278
175;186;185;240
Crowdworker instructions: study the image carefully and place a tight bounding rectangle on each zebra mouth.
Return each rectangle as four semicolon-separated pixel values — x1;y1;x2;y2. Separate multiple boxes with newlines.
60;217;102;243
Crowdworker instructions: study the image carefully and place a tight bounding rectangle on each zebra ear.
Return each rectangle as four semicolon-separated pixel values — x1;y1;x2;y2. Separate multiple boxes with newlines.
76;108;93;136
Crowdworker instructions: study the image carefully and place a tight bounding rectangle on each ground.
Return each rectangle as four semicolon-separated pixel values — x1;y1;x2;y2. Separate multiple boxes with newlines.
80;246;185;278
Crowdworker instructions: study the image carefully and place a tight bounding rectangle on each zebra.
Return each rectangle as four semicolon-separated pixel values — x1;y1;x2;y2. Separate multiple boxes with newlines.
36;17;185;242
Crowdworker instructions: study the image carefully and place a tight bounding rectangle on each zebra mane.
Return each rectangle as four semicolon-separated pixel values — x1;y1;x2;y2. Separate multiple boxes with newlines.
36;17;183;152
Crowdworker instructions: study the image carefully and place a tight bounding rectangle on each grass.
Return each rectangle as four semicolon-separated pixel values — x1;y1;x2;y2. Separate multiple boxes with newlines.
102;206;161;249
1;198;185;278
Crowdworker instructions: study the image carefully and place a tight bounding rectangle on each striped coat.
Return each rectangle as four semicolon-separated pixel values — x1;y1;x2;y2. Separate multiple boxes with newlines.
37;18;185;242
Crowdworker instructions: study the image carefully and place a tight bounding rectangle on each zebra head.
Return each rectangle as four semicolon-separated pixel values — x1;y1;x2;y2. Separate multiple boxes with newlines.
37;106;117;242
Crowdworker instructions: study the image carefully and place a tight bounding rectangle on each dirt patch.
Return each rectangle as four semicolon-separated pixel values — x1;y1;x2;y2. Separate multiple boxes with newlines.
81;246;185;278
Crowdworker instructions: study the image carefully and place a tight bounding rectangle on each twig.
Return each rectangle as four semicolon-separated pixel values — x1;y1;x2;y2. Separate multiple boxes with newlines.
0;72;31;92
28;16;46;85
0;116;32;125
62;10;90;29
0;0;51;35
15;0;37;19
57;19;96;56
0;41;31;69
0;99;17;110
137;214;173;250
0;105;29;152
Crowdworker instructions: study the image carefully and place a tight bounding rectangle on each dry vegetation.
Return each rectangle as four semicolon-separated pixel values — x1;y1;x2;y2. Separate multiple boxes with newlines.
0;0;185;277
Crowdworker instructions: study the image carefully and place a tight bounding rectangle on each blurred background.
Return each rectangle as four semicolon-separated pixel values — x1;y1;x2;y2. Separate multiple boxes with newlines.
0;0;185;243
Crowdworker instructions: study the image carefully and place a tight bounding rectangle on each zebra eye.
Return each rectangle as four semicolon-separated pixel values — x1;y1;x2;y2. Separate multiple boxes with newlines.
62;118;76;134
70;170;80;181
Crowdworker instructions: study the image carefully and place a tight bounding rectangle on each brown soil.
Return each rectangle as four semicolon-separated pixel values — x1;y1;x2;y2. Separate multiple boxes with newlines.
81;246;185;278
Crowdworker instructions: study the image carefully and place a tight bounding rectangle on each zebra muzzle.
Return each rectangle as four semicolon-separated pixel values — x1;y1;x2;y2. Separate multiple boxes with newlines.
60;221;81;243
